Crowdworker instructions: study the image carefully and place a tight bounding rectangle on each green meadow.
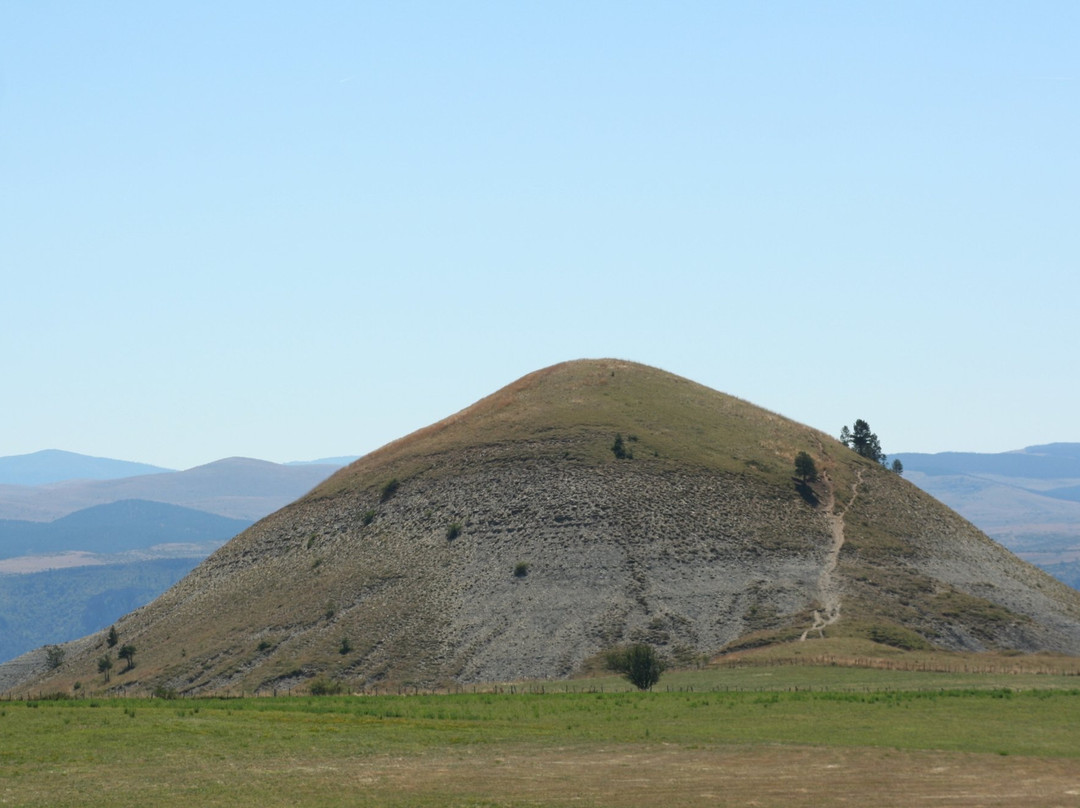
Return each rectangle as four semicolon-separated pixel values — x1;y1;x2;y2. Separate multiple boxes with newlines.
4;665;1080;807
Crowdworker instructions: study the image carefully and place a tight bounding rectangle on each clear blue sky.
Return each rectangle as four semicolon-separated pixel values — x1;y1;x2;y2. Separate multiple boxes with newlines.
3;2;1077;470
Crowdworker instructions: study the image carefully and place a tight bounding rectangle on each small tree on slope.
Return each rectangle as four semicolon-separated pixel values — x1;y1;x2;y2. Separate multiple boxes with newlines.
794;451;818;483
841;419;885;465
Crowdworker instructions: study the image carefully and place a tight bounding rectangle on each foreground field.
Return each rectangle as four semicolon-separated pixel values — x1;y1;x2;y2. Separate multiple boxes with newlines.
4;663;1080;807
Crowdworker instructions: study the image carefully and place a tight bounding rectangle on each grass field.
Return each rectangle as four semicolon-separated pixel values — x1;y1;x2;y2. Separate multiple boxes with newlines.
4;663;1080;807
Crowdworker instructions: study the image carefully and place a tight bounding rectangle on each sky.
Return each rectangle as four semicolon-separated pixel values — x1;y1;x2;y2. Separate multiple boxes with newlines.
2;2;1077;470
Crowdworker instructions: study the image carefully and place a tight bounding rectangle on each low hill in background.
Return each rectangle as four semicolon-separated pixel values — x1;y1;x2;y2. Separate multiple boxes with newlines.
0;559;199;663
894;444;1080;587
11;359;1080;697
0;457;339;522
0;449;172;486
0;456;348;664
0;500;251;558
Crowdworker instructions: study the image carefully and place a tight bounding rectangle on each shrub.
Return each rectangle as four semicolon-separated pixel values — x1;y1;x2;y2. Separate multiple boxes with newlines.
513;562;529;578
380;478;400;502
611;433;633;460
867;624;932;651
446;522;462;540
605;643;666;690
339;637;352;655
45;645;65;670
309;677;345;696
361;509;376;526
153;686;179;700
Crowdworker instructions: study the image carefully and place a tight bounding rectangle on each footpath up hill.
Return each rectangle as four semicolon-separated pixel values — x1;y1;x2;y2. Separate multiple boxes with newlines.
10;360;1080;696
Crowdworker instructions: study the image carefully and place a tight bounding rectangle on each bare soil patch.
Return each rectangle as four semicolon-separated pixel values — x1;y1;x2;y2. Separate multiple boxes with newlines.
284;744;1080;807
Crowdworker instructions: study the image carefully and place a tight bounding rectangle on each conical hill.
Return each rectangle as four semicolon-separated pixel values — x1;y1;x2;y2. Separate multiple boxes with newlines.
11;360;1080;695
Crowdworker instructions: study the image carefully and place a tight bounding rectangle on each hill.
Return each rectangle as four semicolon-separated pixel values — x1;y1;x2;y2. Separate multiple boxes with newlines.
0;457;339;522
0;449;172;486
894;444;1080;587
10;359;1080;696
0;499;252;558
0;459;343;665
0;558;200;663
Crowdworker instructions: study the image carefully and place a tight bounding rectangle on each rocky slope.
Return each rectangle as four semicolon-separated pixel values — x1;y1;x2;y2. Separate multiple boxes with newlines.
8;359;1080;696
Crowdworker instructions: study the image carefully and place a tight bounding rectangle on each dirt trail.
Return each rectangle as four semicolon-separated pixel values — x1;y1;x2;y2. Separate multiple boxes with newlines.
800;467;863;641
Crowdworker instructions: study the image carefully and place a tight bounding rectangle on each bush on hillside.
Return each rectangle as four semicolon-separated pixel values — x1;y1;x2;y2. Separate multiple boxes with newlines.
611;434;633;460
605;643;666;690
309;677;344;696
867;624;932;651
45;645;65;670
380;478;400;502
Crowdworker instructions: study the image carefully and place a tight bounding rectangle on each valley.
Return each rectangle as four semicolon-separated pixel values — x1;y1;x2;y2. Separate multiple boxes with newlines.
4;653;1080;807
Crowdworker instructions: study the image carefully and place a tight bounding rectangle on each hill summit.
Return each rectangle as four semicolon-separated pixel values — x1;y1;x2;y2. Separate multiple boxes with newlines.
11;359;1080;695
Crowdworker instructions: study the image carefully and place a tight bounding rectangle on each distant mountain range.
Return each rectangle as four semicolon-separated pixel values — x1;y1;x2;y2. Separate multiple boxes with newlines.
0;450;172;486
0;456;351;522
0;500;252;558
0;451;355;663
895;443;1080;587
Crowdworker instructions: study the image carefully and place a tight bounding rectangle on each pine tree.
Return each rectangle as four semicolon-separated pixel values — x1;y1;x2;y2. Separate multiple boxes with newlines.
841;419;886;465
794;451;818;482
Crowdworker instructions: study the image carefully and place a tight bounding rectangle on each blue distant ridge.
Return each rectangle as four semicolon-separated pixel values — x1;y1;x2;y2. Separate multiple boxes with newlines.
0;450;173;486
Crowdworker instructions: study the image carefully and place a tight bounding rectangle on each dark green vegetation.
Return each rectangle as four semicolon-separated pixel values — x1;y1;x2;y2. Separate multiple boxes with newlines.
97;653;113;682
793;450;817;482
380;477;401;502
118;644;136;671
611;432;633;459
605;642;666;689
0;558;197;663
840;419;885;464
3;660;1080;807
11;360;1080;699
